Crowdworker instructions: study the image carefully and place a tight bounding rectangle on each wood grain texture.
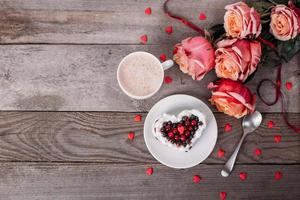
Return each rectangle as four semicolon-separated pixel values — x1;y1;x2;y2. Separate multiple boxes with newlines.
0;112;298;163
0;162;299;200
0;0;236;44
0;45;299;112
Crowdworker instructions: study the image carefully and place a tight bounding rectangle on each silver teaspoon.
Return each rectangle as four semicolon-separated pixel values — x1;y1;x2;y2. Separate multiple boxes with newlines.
221;111;262;177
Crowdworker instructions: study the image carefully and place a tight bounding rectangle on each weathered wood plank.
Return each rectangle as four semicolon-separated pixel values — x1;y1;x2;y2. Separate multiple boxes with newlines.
0;162;299;200
0;112;298;163
0;0;237;44
0;45;298;112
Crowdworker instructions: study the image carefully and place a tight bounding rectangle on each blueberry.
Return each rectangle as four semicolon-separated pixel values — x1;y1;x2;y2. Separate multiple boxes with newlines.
198;121;203;126
160;127;165;132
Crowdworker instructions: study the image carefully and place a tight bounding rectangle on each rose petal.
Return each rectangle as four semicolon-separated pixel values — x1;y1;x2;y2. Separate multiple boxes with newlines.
160;54;167;62
285;82;293;91
275;171;282;180
254;148;262;156
164;76;173;84
199;12;207;20
165;26;173;35
128;132;135;140
274;135;282;143
144;7;152;15
219;192;227;200
140;34;148;44
224;123;232;132
193;175;201;183
267;121;274;128
239;172;247;181
218;148;225;158
134;115;142;122
146;167;154;176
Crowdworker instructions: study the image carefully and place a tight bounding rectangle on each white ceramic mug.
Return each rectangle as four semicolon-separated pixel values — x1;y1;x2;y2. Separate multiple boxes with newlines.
117;51;174;99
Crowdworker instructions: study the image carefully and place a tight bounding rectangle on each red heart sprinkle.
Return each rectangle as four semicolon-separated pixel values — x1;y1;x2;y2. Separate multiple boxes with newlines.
146;167;153;176
193;175;201;183
164;76;173;84
267;121;274;128
134;115;142;122
178;125;185;134
239;172;247;181
140;34;148;44
219;192;227;200
159;54;167;62
128;132;135;140
165;26;173;35
144;7;152;15
275;171;282;180
285;82;293;90
254;148;262;156
224;123;232;132
218;149;225;158
199;12;207;20
274;135;282;143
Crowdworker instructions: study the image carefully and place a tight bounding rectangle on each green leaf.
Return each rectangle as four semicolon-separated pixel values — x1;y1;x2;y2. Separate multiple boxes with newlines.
208;24;226;43
277;35;300;62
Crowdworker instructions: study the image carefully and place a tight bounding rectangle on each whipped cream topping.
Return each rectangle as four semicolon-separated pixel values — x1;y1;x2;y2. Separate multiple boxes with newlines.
153;109;206;152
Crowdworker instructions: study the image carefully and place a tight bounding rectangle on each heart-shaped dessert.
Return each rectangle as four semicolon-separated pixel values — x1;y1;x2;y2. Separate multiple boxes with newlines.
153;109;206;152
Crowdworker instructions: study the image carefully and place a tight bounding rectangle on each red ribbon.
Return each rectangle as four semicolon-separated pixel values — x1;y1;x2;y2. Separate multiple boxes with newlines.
163;0;205;36
163;0;300;133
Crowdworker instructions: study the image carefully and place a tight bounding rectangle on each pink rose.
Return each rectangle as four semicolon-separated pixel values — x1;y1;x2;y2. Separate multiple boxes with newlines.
208;79;256;119
224;2;262;39
173;36;215;80
270;4;299;41
215;39;262;82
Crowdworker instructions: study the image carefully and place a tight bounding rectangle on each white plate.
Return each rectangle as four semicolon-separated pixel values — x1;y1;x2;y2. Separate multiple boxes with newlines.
144;94;218;169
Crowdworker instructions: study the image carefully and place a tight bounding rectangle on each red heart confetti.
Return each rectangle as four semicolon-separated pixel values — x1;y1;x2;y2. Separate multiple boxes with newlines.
193;175;201;183
267;120;274;128
274;135;282;143
134;115;142;122
164;76;173;84
254;148;262;156
146;167;153;176
275;171;282;180
144;7;152;15
159;53;167;62
140;34;148;44
199;12;207;20
219;192;227;200
224;123;232;132
285;82;293;91
165;26;173;35
239;172;247;181
128;132;135;140
178;125;185;134
218;148;225;158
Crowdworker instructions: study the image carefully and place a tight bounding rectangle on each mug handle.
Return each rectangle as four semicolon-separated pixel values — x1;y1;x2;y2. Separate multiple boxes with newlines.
162;60;174;71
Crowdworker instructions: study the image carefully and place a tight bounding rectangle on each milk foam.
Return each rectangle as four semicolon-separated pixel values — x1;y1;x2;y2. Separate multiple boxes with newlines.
118;53;163;97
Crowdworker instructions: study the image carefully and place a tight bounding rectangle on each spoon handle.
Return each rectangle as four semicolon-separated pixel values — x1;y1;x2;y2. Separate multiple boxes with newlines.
221;134;246;177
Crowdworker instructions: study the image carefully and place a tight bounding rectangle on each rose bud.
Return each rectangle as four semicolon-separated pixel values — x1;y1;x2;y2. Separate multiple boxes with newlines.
173;36;215;81
270;4;299;41
224;2;262;39
215;39;262;82
208;79;256;118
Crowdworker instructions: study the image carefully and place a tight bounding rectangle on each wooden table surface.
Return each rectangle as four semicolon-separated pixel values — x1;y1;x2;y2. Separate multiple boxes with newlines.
0;0;299;199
